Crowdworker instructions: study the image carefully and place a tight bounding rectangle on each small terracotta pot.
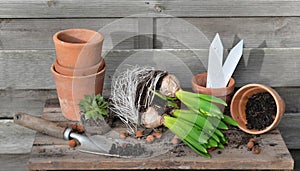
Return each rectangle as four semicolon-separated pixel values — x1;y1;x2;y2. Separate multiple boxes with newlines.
230;84;285;134
53;28;104;68
51;63;106;121
191;73;235;109
54;58;105;76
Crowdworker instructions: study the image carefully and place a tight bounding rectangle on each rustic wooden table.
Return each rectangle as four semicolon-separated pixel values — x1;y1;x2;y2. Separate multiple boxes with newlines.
27;99;294;170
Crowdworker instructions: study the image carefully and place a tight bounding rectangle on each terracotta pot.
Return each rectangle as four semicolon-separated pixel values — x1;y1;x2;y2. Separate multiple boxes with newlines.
230;84;285;134
50;63;106;121
54;58;105;76
53;28;104;68
191;73;235;110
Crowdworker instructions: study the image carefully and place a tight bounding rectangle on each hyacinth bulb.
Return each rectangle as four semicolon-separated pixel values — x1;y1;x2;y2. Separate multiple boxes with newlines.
159;74;181;98
141;106;163;128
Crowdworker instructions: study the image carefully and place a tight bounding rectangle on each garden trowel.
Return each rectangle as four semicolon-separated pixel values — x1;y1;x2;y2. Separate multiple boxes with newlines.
13;112;174;158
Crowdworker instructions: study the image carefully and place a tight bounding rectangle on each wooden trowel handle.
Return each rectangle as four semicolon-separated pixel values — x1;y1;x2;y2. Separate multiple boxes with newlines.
14;112;66;139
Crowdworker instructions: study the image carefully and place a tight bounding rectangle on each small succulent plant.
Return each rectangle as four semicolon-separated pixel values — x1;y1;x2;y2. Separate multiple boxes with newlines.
78;94;108;121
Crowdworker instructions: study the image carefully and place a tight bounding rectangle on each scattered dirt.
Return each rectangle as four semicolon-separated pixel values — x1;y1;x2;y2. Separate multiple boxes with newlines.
108;143;152;157
169;143;187;157
245;92;277;130
80;112;112;136
222;101;255;149
222;127;253;149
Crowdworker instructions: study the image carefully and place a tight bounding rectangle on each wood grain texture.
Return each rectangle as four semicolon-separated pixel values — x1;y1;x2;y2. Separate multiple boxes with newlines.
0;120;35;154
278;113;300;150
275;87;300;113
1;0;300;18
290;150;300;170
0;154;30;171
156;17;300;49
2;17;300;50
0;90;57;118
1;151;300;171
25;104;294;170
0;50;55;89
0;49;298;90
28;141;293;170
0;18;153;50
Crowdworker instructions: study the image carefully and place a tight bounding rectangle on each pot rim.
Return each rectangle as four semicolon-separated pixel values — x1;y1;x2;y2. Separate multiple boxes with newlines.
191;72;235;97
230;83;285;135
192;72;235;90
51;63;106;79
54;57;105;70
53;28;104;46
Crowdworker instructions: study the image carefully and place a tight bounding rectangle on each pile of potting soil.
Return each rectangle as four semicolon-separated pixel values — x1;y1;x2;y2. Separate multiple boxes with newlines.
245;92;277;130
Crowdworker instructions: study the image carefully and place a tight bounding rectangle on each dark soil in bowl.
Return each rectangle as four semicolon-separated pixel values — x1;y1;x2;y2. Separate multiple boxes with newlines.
246;92;277;130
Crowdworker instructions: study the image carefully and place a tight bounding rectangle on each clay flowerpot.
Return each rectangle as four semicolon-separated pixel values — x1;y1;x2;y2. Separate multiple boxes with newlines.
53;28;104;68
230;84;285;134
54;58;105;76
51;64;106;121
191;73;235;110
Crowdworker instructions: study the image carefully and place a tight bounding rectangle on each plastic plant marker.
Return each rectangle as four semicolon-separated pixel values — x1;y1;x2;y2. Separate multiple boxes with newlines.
207;33;225;88
222;40;243;87
206;33;243;89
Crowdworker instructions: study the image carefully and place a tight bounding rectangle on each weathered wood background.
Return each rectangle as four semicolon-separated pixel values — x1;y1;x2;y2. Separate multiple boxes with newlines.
0;0;299;170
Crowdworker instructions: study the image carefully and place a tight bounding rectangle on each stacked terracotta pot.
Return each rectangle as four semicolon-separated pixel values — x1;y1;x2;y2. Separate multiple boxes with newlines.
51;29;106;121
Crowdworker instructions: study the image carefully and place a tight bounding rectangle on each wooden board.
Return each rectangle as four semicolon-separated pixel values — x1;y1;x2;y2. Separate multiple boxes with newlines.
0;18;153;50
2;17;300;50
1;0;300;18
0;154;30;171
0;120;35;154
0;49;299;90
0;90;57;118
278;113;300;149
155;17;300;49
4;150;299;171
290;150;300;169
27;99;294;170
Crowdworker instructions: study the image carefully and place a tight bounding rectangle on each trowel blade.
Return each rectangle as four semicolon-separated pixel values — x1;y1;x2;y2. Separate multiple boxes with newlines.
77;147;123;158
83;129;175;158
70;131;123;157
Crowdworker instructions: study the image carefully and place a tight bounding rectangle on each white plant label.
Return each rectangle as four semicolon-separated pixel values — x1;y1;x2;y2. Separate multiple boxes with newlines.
207;33;225;88
207;33;243;88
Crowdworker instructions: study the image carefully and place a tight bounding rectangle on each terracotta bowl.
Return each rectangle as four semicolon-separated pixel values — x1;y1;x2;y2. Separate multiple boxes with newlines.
54;58;105;76
230;84;285;134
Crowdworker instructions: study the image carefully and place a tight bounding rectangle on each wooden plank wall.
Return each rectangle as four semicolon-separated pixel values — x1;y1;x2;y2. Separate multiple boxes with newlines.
0;0;299;170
